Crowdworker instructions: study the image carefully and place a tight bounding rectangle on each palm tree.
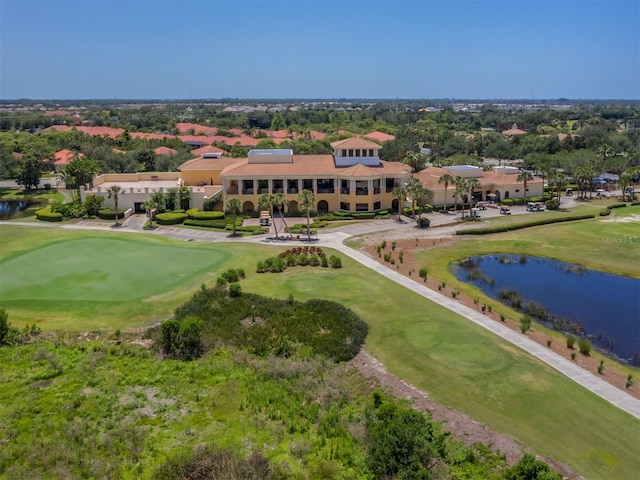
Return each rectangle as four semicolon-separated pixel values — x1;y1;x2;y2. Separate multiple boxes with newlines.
298;189;315;242
258;193;275;237
405;177;422;219
548;170;565;203
392;186;406;222
453;179;467;218
226;198;242;237
142;200;154;228
517;170;534;204
438;173;455;214
107;185;123;227
166;188;178;211
618;169;636;201
596;144;614;177
575;166;595;200
59;156;100;195
466;178;482;213
178;185;191;210
413;185;433;227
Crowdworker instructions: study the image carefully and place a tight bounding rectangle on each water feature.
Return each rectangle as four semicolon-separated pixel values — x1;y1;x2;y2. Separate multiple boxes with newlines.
0;200;31;220
453;254;640;365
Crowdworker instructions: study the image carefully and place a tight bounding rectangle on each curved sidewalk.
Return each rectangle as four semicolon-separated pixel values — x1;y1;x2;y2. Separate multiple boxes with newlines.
321;231;640;420
4;218;639;418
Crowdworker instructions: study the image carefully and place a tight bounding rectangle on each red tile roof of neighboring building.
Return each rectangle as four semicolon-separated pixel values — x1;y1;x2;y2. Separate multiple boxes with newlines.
54;149;83;166
190;145;226;157
364;131;395;142
331;137;383;150
502;128;527;136
131;132;176;141
154;146;177;156
179;157;243;171
176;122;219;136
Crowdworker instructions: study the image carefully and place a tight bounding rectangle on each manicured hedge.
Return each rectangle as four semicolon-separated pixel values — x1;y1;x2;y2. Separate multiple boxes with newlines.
631;201;640;206
155;212;188;225
97;208;127;220
183;219;228;229
501;199;514;206
607;203;627;209
35;206;63;222
457;214;595;235
225;225;265;234
186;209;225;220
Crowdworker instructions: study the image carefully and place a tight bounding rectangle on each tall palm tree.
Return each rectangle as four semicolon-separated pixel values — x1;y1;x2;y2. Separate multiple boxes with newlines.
466;178;482;213
596;144;614;177
574;166;595;200
178;185;191;210
392;186;406;222
107;185;123;227
413;185;433;227
548;170;565;203
226;198;242;237
517;170;534;204
405;177;422;219
453;179;467;218
298;189;315;242
438;173;455;214
258;193;276;238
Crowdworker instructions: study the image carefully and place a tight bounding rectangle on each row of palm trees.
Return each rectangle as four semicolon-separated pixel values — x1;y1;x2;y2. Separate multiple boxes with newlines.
252;190;316;241
391;179;434;225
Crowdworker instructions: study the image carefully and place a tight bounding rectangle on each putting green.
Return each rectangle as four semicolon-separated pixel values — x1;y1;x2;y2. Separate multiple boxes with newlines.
1;238;225;301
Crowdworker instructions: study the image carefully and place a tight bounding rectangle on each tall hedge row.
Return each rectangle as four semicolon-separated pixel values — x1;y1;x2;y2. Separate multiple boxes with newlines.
457;214;594;235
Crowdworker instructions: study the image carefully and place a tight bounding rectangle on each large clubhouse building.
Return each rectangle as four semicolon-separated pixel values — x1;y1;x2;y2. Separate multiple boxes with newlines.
82;137;542;214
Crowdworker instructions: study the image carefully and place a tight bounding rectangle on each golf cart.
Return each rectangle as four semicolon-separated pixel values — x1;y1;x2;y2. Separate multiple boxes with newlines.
499;206;511;215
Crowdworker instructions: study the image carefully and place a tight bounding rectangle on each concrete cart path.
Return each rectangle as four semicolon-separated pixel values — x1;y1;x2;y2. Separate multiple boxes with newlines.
316;231;640;420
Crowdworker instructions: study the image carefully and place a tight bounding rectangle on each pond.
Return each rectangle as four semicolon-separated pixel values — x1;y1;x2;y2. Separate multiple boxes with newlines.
0;199;31;220
453;254;640;365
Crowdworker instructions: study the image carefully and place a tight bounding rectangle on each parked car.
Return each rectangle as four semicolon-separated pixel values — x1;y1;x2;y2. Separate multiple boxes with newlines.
500;206;511;215
470;208;481;219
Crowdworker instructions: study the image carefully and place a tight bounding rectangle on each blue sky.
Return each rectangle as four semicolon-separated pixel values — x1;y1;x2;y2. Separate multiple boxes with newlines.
1;0;638;99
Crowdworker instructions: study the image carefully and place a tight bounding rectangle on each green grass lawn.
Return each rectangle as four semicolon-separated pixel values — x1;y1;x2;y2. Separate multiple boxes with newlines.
1;223;639;478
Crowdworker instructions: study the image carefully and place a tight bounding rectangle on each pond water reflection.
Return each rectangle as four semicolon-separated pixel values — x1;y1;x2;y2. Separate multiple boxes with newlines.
453;254;640;365
0;200;30;219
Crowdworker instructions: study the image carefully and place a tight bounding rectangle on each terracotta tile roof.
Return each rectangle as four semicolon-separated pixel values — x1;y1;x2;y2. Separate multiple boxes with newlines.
176;122;219;136
330;137;382;150
54;149;83;166
364;131;395;142
177;135;214;145
502;128;527;136
179;156;243;171
557;133;579;141
131;132;176;141
154;146;177;156
44;125;124;139
220;155;409;178
190;145;226;157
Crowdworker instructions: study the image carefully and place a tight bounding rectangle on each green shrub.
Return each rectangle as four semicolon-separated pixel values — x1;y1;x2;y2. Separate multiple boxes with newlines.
457;214;594;235
329;255;342;269
419;268;428;282
597;360;604;374
512;198;525;206
545;199;560;210
520;315;532;333
578;338;591;355
599;208;612;216
501;199;514;206
35;206;63;222
155;212;188;225
183;219;227;228
97;208;128;220
186;209;225;220
566;335;576;349
417;217;430;228
607;202;627;209
229;282;242;297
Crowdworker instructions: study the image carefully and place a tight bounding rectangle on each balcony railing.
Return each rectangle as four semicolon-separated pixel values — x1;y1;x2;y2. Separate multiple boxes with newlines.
242;188;254;195
340;188;350;195
227;187;239;195
258;188;269;194
272;188;284;194
287;188;299;194
356;188;369;196
317;188;335;194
